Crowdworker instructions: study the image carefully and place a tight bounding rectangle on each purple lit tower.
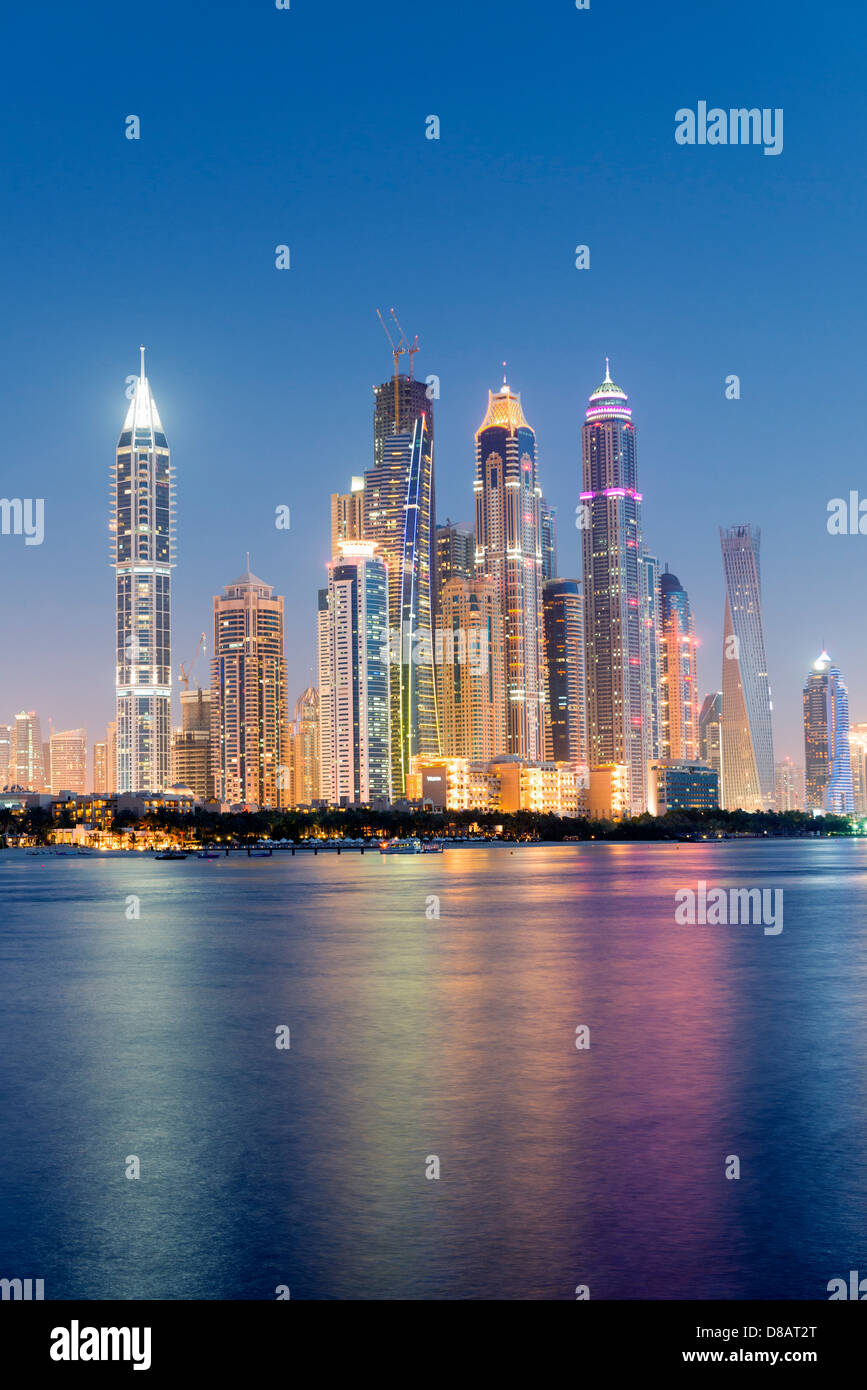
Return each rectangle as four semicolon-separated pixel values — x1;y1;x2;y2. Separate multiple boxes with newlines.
580;361;647;814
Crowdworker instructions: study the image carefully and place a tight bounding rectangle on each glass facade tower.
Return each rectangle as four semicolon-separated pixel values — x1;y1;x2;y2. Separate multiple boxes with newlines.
112;348;174;793
803;651;853;813
719;525;775;810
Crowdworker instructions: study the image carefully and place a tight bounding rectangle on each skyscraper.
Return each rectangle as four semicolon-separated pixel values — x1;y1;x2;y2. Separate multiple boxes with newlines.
719;525;775;810
435;576;505;760
543;578;585;764
171;688;214;799
540;499;558;582
0;724;11;787
331;478;364;559
290;685;320;806
49;728;87;795
112;348;174;793
320;541;391;804
474;381;545;761
10;710;45;789
211;564;289;808
803;651;853;813
581;361;646;814
92;740;108;794
363;411;438;795
698;692;722;778
658;567;698;761
435;519;474;611
317;589;332;802
775;757;805;812
639;548;661;762
848;723;867;815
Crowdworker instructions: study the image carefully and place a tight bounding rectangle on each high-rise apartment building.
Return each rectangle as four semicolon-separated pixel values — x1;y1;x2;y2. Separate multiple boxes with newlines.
543;578;585;764
775;757;805;812
49;728;87;795
330;478;364;559
171;688;213;799
435;576;504;760
581;362;647;814
289;685;320;806
363;412;438;795
0;724;11;786
639;548;661;762
658;567;698;761
719;525;775;810
112;348;174;793
10;710;45;789
320;541;391;804
92;740;108;794
474;381;545;761
698;692;722;778
803;651;853;814
211;565;289;808
540;498;558;582
435;519;474;611
105;720;117;794
848;723;867;815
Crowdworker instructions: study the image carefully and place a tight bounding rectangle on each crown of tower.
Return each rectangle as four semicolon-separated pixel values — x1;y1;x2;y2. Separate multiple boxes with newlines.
585;357;631;422
476;382;529;436
121;345;165;435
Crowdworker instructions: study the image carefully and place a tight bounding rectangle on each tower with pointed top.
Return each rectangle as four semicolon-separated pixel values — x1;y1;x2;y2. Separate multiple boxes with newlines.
581;361;647;813
803;650;853;813
719;525;775;810
112;348;174;792
474;380;545;760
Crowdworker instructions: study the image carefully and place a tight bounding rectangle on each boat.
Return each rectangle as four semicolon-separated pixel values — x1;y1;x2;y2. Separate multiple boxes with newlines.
155;850;188;860
198;851;221;859
379;837;423;855
421;840;444;853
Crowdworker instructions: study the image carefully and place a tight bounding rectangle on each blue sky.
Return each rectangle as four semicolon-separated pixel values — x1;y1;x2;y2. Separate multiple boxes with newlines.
1;0;865;765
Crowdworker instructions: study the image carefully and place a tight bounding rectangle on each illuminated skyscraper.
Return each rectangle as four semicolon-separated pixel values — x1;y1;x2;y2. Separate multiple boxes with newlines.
581;362;646;813
0;724;11;786
10;710;45;789
320;541;391;804
639;548;661;761
435;519;474;610
363;407;438;795
803;651;853;813
698;692;722;778
848;723;867;815
775;757;805;812
171;689;213;799
543;578;585;764
540;498;558;582
436;576;504;760
331;478;364;559
92;740;108;794
211;564;288;808
719;525;775;810
474;381;545;761
658;568;698;761
49;728;87;795
112;348;174;792
289;685;320;806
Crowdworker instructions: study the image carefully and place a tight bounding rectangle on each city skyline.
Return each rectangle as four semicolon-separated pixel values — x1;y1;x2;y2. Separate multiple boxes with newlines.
1;343;862;795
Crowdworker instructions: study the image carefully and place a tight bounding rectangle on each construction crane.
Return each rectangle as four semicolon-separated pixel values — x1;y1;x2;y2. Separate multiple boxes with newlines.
376;307;407;430
179;632;206;691
388;308;419;380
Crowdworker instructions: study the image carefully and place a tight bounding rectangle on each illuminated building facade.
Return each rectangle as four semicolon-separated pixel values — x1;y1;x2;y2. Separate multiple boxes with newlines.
289;685;320;806
112;348;174;792
659;567;698;760
92;740;108;794
698;692;722;778
211;565;289;808
581;362;646;813
719;525;775;810
803;651;853;813
435;518;474;611
363;415;438;795
474;382;545;761
647;759;719;814
848;724;867;815
321;541;391;804
543;578;585;764
330;478;364;559
435;576;504;760
49;728;87;795
540;498;558;582
639;549;661;760
11;710;46;790
0;723;12;786
775;757;805;812
171;689;213;800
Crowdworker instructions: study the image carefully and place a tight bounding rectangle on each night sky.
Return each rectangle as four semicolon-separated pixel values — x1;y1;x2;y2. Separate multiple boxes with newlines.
2;0;864;768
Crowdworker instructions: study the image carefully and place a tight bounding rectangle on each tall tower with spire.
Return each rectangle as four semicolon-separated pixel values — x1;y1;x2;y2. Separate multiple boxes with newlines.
581;360;647;813
474;377;545;760
111;348;174;792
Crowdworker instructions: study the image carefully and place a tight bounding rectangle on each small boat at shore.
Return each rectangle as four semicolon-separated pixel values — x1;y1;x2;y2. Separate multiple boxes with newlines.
379;837;423;855
155;850;188;860
198;850;222;859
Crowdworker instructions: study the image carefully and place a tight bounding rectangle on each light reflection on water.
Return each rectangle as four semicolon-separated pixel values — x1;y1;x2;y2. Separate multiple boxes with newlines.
1;840;866;1299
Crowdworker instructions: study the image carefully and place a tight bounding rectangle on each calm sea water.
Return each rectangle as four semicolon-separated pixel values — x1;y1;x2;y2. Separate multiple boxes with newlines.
1;840;866;1301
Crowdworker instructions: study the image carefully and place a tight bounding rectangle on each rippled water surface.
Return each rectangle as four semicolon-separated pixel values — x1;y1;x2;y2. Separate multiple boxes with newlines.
1;840;866;1299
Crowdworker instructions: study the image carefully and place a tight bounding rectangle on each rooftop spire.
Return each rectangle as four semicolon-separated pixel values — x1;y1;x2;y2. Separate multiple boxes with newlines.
604;356;611;383
140;344;146;381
